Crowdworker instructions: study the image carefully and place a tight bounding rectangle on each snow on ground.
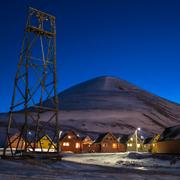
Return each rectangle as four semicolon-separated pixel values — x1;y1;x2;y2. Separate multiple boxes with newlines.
62;152;180;172
0;158;179;180
0;153;180;179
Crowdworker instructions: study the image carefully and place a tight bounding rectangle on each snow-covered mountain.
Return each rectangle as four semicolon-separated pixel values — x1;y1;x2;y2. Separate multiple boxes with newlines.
43;76;180;135
1;76;180;136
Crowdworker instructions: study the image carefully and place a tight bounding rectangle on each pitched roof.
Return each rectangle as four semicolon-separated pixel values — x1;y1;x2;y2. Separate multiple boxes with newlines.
81;135;93;141
118;134;130;144
60;130;80;140
159;124;180;141
94;132;117;143
143;137;153;145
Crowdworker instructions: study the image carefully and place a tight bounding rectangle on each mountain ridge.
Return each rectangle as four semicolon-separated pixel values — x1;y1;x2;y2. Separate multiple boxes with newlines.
46;75;180;135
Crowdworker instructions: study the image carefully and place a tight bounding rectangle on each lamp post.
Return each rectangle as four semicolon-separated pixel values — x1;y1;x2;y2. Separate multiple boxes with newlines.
59;131;63;152
135;127;141;152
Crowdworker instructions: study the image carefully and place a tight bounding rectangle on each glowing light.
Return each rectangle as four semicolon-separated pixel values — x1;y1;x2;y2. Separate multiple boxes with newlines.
63;142;69;146
112;143;117;149
75;143;80;149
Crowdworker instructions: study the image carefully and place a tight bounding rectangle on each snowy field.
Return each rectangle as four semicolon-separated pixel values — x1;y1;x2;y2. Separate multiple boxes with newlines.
0;153;179;179
62;152;180;169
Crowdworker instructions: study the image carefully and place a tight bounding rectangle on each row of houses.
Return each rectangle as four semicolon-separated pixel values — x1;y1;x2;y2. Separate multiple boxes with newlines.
7;130;151;153
8;131;126;153
7;124;180;154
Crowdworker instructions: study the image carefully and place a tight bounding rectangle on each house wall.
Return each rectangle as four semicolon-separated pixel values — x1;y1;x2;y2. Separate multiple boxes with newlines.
60;132;82;153
152;140;180;154
127;136;144;152
118;143;127;152
9;135;25;150
143;144;151;152
89;143;101;153
60;139;82;153
81;137;93;153
100;140;119;153
82;143;92;153
36;136;56;150
91;133;126;153
98;133;120;153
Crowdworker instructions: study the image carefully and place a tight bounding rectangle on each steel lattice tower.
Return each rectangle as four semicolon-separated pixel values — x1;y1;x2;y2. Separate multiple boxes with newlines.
3;7;59;157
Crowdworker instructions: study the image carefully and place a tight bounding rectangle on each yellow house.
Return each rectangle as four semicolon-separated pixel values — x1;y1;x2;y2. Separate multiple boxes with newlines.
150;134;160;153
36;134;56;152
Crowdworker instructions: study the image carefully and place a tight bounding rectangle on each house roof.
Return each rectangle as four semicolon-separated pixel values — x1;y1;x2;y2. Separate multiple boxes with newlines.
143;137;153;145
81;135;93;141
94;132;117;143
159;124;180;141
60;130;80;140
118;134;130;144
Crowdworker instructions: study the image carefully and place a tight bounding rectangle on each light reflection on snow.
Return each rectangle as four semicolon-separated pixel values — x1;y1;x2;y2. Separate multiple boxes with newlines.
62;152;180;175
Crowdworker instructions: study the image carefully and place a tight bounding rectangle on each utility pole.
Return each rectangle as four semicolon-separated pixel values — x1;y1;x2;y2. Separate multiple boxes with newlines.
135;127;141;152
3;7;59;158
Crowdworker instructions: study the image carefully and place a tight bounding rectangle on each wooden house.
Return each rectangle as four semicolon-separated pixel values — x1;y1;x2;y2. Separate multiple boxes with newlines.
36;134;56;152
150;134;160;153
152;125;180;154
91;132;126;153
81;136;94;153
126;133;145;152
9;133;25;150
143;137;153;152
60;131;82;153
118;134;129;152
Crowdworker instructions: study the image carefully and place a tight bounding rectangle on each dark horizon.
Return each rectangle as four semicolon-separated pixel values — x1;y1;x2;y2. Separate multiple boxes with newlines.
1;0;180;112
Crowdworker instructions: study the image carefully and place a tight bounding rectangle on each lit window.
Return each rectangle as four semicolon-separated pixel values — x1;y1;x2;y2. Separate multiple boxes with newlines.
102;143;107;147
130;138;133;141
112;143;117;149
75;143;80;149
68;136;71;139
130;143;132;147
153;144;155;147
63;142;69;146
137;144;140;148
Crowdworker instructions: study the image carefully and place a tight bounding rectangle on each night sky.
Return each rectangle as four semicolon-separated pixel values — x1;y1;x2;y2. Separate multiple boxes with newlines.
1;0;180;112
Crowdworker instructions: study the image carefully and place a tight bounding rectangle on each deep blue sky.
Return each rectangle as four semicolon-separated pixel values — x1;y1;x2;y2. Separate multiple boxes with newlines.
1;0;180;112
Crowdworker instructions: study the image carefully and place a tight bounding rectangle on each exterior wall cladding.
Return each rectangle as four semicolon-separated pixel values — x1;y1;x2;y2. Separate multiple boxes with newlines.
154;140;180;154
9;134;25;150
91;133;126;153
92;140;126;153
60;131;82;153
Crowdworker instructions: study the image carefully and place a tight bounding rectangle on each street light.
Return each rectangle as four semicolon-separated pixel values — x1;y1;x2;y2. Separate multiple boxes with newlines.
135;127;141;152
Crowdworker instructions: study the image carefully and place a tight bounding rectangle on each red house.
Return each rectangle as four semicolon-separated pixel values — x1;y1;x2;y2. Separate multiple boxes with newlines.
81;136;94;153
91;132;126;153
60;131;82;153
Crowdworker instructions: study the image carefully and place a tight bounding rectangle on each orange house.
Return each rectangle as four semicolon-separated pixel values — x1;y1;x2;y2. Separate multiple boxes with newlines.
91;132;126;153
152;125;180;154
81;136;94;153
8;133;25;150
60;131;82;153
